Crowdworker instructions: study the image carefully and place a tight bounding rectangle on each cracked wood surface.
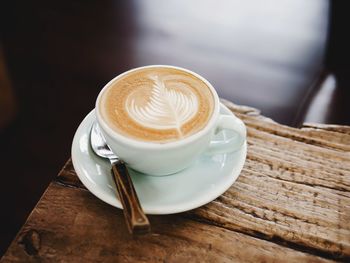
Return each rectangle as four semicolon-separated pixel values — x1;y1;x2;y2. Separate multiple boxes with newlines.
1;101;349;262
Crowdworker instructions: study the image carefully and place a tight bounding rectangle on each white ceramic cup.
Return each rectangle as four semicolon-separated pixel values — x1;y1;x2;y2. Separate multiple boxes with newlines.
96;65;246;176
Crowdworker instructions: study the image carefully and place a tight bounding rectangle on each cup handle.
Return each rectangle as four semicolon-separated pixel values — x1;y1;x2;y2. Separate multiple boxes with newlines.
206;114;246;154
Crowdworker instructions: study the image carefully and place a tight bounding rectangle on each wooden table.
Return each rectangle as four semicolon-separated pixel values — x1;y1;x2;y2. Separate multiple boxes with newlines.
1;101;349;262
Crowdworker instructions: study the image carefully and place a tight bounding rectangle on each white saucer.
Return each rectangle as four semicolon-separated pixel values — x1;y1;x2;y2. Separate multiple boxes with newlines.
71;103;247;214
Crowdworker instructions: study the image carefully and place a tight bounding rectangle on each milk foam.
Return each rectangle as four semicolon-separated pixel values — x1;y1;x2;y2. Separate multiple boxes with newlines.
125;75;198;136
100;67;214;143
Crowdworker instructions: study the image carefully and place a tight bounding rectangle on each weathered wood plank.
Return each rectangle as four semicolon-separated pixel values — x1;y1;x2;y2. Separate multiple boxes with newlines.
2;101;349;262
223;100;350;152
0;183;333;263
193;169;350;256
302;123;350;135
48;101;350;260
55;160;85;189
240;115;350;152
247;130;350;190
188;101;350;259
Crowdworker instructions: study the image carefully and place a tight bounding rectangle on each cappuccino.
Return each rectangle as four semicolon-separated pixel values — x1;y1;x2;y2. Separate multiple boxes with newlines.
99;67;214;143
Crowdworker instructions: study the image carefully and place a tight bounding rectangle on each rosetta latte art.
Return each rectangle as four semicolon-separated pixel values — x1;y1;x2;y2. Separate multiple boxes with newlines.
101;67;214;142
125;75;199;136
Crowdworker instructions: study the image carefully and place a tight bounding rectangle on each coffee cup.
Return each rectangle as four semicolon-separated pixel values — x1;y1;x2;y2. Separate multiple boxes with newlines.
96;65;246;176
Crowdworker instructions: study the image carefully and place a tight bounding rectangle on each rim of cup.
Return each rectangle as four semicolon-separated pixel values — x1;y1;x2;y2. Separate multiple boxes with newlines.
95;65;220;149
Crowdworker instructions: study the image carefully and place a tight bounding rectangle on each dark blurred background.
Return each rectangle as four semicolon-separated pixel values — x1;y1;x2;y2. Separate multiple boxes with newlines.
0;0;349;255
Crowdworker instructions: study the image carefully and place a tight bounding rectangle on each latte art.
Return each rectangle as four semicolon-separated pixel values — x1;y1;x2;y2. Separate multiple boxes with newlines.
99;67;214;143
126;75;199;136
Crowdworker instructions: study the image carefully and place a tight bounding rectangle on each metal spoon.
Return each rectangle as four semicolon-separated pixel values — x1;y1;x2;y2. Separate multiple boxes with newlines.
90;122;150;234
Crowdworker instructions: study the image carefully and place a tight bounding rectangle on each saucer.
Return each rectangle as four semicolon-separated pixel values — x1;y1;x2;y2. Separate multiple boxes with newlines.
71;103;247;214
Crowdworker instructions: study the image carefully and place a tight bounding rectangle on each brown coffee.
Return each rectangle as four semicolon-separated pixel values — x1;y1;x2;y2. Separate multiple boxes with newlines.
99;67;215;143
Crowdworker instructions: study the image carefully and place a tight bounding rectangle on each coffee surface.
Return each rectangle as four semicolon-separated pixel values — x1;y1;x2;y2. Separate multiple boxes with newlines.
99;67;214;143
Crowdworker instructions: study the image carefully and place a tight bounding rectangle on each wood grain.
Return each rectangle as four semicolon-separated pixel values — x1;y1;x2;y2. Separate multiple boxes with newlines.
206;101;350;259
1;101;349;262
302;123;350;135
1;183;333;263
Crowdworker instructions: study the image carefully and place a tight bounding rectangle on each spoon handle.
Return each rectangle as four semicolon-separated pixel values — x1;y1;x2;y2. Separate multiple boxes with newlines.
111;160;151;234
